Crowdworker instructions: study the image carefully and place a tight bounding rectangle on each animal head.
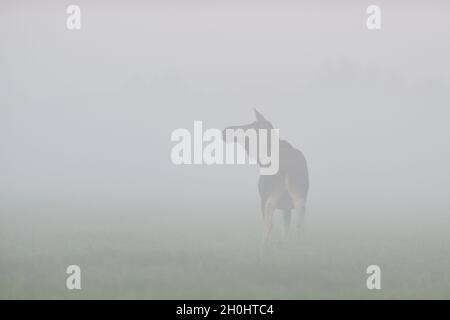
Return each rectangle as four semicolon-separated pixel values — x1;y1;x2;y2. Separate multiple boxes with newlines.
222;109;280;176
253;109;274;130
223;109;274;138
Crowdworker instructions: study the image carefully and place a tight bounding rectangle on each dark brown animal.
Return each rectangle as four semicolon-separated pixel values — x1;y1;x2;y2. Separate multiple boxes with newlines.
224;110;309;244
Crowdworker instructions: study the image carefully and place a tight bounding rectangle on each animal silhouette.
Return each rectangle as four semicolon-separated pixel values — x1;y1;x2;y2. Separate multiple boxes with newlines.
224;110;309;244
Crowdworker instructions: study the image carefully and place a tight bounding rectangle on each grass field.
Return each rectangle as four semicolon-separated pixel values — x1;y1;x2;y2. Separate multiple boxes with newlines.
1;195;449;299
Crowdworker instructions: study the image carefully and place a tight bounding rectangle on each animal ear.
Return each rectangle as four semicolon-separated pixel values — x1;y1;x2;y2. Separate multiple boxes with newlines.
254;109;267;122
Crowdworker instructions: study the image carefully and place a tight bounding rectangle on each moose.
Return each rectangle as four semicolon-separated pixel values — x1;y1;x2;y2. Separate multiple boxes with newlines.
223;110;309;244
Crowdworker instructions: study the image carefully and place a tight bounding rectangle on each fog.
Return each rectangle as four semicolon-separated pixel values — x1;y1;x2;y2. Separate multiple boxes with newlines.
1;1;449;299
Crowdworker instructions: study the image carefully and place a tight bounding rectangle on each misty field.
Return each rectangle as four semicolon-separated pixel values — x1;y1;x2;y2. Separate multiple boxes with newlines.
2;0;450;301
1;195;449;300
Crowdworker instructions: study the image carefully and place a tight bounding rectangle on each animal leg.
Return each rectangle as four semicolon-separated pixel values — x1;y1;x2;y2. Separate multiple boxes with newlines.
282;210;292;240
293;198;307;239
286;176;307;240
263;198;277;245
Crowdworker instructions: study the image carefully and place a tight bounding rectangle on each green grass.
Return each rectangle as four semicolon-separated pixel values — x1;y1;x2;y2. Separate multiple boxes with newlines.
1;198;449;299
